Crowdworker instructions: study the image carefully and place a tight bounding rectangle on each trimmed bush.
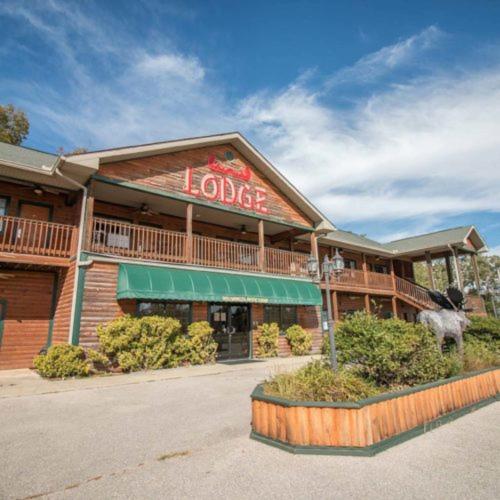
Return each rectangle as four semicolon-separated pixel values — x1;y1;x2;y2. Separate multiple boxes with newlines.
97;315;187;372
34;344;90;378
328;312;449;387
186;321;217;365
257;323;279;357
264;360;379;402
97;316;218;372
285;324;312;356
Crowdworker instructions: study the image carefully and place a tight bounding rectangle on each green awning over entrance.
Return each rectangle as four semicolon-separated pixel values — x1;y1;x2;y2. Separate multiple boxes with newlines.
117;264;321;306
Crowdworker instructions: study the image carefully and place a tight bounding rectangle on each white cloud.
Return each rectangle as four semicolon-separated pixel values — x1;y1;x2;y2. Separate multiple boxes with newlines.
135;53;205;82
326;25;444;87
488;245;500;257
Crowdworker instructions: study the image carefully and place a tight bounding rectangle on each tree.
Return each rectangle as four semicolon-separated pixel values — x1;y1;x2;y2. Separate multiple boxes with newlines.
0;104;29;145
56;146;88;155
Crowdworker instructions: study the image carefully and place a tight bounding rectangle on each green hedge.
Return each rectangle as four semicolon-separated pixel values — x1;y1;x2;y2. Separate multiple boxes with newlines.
97;316;217;372
33;344;106;378
256;323;279;357
285;324;312;356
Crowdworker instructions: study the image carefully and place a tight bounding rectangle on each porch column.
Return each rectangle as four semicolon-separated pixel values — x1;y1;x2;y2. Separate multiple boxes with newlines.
83;180;95;250
186;203;193;263
471;253;482;293
364;293;371;314
445;254;453;286
392;296;398;318
332;291;339;322
258;220;265;272
451;246;464;291
310;232;319;279
362;253;369;286
425;251;436;289
390;259;397;292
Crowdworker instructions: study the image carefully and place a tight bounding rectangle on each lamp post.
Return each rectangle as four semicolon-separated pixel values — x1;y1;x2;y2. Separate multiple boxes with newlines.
308;249;345;371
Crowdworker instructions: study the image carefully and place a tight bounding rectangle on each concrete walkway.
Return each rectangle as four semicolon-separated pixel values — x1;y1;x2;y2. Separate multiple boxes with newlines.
0;355;319;399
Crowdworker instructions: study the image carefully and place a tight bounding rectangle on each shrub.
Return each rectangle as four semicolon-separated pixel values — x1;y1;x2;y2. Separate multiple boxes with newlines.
332;312;449;387
462;336;499;372
97;315;186;372
263;360;379;402
257;323;279;357
186;321;217;365
285;324;312;356
465;315;500;344
34;344;90;378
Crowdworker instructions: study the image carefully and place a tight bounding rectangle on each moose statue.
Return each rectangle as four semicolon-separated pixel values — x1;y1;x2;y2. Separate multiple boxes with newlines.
417;287;470;354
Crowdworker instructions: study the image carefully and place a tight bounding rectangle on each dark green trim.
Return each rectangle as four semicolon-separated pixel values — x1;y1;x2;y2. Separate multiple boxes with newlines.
71;257;88;345
251;367;499;408
0;298;7;346
92;174;314;233
250;395;499;456
45;272;60;348
17;200;54;221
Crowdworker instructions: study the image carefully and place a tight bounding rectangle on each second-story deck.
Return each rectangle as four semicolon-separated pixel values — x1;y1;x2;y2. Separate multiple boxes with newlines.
88;217;310;277
0;215;77;266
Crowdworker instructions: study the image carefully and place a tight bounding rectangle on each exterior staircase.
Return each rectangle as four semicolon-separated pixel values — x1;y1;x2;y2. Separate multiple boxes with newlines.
394;276;436;311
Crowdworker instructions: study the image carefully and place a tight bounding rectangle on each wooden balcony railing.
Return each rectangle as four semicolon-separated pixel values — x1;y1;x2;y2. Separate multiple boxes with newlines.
192;234;260;273
0;215;76;259
394;276;435;309
265;247;309;277
89;217;310;277
90;217;187;263
331;269;393;291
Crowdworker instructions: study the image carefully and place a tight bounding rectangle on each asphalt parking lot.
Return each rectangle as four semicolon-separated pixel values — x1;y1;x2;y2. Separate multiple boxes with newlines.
0;361;499;500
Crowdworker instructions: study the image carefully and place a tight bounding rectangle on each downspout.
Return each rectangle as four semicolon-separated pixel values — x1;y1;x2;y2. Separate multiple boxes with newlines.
55;161;88;343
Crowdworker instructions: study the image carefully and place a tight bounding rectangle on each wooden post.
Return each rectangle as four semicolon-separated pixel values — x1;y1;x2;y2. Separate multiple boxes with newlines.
186;203;193;263
390;259;396;292
311;232;319;279
445;254;453;286
258;220;265;272
451;246;464;291
392;296;398;318
83;180;95;251
362;254;369;286
364;293;371;314
471;253;481;292
332;291;339;322
425;251;436;289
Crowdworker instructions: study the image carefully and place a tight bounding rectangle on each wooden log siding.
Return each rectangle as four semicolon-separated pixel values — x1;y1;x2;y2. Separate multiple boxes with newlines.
251;368;500;454
51;262;78;344
0;215;75;258
97;143;314;228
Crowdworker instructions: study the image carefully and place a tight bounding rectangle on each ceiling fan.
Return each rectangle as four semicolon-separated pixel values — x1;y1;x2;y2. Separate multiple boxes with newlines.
133;203;159;216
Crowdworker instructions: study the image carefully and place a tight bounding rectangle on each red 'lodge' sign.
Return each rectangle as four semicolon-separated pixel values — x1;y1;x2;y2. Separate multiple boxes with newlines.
183;154;268;214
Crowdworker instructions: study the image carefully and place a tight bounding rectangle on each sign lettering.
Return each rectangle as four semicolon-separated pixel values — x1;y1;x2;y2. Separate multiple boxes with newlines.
183;155;268;214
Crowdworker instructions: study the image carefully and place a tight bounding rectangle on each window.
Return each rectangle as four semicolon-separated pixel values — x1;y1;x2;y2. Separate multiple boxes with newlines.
0;197;8;232
345;258;357;270
264;305;298;334
137;301;191;332
372;264;388;274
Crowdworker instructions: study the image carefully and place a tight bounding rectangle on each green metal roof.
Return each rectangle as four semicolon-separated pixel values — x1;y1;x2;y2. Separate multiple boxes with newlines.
0;141;58;170
117;264;322;306
384;226;485;254
320;229;390;254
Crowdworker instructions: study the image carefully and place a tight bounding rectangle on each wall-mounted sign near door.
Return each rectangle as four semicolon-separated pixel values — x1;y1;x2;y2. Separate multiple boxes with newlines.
183;154;268;214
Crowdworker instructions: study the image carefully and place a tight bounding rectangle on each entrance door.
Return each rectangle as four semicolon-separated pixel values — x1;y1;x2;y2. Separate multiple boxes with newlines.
209;304;250;360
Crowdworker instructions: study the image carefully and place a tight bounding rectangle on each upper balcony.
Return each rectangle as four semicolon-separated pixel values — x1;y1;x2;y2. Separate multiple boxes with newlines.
326;267;436;310
0;215;77;266
88;217;310;278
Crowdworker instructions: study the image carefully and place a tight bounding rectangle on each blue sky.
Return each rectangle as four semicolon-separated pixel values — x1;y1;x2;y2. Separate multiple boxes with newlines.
1;0;499;253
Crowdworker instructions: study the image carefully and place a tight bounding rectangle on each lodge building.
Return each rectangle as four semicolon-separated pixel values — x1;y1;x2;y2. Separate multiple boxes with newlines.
0;133;487;369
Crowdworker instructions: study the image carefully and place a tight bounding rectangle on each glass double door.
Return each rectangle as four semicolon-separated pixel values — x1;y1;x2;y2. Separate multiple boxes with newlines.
209;304;250;360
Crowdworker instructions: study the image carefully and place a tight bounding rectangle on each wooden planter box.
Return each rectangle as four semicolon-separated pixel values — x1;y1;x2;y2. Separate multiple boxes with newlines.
251;367;499;456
